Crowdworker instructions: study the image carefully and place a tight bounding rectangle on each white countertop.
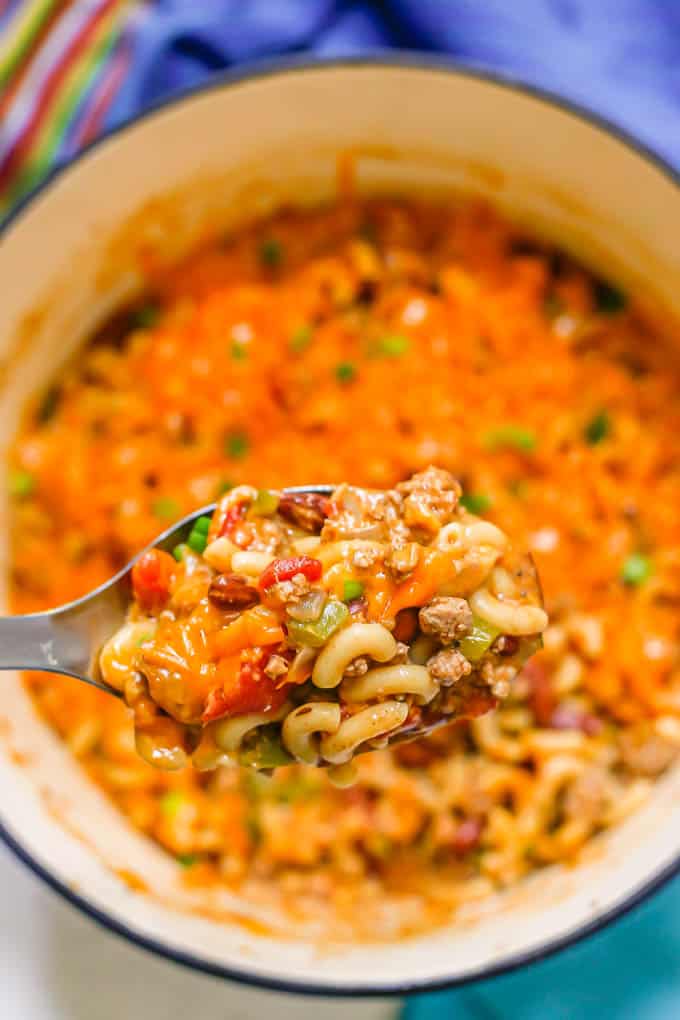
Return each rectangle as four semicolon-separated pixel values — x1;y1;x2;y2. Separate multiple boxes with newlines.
0;843;397;1020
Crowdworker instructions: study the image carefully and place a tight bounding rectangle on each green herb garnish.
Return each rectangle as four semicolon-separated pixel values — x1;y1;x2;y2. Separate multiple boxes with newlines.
621;553;652;586
8;470;35;499
225;430;249;459
216;478;235;496
176;854;197;868
342;579;364;602
290;323;313;354
152;497;180;520
460;492;492;515
230;341;248;361
259;238;283;268
374;334;410;358
160;791;186;818
335;361;357;384
129;301;160;329
483;425;537;453
584;410;611;445
186;515;211;554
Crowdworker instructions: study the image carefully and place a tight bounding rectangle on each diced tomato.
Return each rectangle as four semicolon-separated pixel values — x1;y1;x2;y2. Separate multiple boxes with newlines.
202;647;290;722
258;555;323;591
131;549;175;610
524;659;554;726
218;501;247;538
460;691;498;719
452;817;483;855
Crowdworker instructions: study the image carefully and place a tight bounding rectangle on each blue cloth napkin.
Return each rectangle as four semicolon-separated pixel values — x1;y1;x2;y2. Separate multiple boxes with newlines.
105;0;680;170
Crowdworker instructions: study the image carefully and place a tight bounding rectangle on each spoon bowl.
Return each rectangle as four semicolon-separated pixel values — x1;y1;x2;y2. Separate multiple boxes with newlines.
0;486;333;697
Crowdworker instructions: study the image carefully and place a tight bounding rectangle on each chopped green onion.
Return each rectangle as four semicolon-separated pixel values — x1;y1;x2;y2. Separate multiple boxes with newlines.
621;553;652;586
290;323;313;353
595;280;626;315
9;470;35;499
216;478;235;496
258;238;283;268
160;791;186;818
173;543;188;562
483;425;537;453
129;301;160;329
458;616;501;662
251;489;279;516
136;633;153;647
176;854;197;868
584;410;611;445
460;492;492;515
36;385;61;424
335;361;356;384
225;430;249;459
343;579;364;602
240;728;293;769
375;334;410;358
230;341;248;361
287;599;350;648
152;497;180;520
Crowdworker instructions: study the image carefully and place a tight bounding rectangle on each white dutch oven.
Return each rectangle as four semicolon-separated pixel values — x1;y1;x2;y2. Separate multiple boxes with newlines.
0;58;679;998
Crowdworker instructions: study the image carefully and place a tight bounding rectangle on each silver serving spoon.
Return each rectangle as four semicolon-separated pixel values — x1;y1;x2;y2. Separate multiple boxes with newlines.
0;486;332;697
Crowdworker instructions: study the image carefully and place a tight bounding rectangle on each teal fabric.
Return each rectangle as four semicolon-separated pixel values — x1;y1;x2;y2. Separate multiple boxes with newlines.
404;876;680;1018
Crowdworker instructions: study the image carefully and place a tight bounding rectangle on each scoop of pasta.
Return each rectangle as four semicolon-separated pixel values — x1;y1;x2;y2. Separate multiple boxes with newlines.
99;467;547;783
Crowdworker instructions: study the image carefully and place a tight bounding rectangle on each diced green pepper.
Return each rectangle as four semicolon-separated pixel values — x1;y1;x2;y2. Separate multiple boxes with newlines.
9;470;35;498
460;492;492;514
287;599;350;647
342;579;364;602
458;615;501;662
584;410;611;445
240;729;293;769
251;489;279;516
160;791;186;818
483;425;537;453
621;553;652;586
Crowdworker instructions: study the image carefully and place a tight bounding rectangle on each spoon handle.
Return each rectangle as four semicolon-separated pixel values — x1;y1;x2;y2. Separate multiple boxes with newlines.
0;607;121;695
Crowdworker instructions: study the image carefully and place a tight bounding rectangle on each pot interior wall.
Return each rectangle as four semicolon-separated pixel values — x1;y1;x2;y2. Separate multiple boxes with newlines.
0;63;678;992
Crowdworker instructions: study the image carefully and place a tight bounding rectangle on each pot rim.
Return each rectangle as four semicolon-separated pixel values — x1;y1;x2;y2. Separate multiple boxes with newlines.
1;51;678;997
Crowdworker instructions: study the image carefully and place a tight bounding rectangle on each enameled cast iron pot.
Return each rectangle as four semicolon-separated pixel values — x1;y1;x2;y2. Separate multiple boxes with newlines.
0;57;679;998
